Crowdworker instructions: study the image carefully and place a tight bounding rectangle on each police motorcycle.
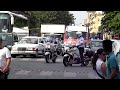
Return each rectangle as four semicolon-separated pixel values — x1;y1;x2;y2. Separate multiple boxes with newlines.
44;40;57;63
63;44;89;67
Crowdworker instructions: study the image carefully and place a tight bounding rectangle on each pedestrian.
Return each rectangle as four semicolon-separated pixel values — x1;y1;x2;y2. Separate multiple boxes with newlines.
0;37;11;79
103;39;120;79
92;48;106;79
76;31;85;66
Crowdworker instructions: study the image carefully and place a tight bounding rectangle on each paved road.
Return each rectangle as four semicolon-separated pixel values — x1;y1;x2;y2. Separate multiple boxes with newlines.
9;56;96;79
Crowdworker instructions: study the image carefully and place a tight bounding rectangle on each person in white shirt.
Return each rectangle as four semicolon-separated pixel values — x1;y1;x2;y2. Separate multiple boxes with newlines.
0;38;11;79
92;48;106;79
2;26;8;33
76;31;85;66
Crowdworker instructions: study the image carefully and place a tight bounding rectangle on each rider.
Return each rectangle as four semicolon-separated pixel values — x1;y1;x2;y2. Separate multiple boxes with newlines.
76;31;85;66
46;33;56;43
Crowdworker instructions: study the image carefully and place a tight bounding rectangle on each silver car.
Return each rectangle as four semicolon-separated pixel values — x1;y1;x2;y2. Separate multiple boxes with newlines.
90;40;103;53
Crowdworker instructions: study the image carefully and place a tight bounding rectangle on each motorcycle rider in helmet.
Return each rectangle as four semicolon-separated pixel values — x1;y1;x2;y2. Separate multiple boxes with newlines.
76;31;85;66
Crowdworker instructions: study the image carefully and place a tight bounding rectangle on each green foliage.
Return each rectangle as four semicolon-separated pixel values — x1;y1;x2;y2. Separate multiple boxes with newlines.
21;11;75;29
11;11;75;29
100;11;120;34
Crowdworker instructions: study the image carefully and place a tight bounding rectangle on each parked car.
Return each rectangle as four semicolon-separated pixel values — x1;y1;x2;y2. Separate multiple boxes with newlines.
11;36;46;58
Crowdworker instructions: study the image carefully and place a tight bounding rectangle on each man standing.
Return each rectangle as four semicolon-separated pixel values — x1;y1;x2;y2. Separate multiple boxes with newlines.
76;31;85;66
103;40;120;79
0;37;11;79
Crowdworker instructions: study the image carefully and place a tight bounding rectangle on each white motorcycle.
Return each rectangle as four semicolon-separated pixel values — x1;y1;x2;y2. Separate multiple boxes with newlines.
63;44;89;66
44;41;57;63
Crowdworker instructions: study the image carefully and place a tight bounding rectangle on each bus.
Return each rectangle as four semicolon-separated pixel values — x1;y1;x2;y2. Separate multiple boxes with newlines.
0;11;29;49
64;25;88;45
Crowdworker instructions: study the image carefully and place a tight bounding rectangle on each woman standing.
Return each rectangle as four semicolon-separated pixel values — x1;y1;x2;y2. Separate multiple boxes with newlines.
92;48;107;79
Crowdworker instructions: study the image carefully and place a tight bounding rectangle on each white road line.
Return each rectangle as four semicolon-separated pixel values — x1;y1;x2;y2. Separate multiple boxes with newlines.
40;71;53;76
64;72;77;78
15;70;31;75
12;58;63;62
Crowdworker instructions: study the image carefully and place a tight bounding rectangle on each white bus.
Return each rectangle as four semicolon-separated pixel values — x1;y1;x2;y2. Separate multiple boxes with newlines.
0;11;29;49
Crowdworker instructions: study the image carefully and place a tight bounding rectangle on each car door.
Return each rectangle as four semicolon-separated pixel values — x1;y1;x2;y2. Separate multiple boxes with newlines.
38;38;44;54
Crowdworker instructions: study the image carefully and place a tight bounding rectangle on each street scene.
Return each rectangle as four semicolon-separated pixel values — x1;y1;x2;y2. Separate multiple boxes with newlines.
0;11;120;79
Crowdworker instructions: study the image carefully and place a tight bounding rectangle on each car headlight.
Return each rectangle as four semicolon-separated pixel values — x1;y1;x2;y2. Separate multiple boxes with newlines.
27;47;33;50
27;47;37;51
12;47;17;51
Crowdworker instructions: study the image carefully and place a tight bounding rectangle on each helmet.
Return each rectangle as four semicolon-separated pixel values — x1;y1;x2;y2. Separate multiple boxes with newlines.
76;31;82;35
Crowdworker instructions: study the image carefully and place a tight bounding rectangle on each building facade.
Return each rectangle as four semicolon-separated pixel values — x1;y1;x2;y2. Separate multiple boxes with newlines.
84;11;104;39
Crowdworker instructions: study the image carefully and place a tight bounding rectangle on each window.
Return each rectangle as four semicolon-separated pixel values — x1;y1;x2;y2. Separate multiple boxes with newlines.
0;13;11;33
19;38;38;44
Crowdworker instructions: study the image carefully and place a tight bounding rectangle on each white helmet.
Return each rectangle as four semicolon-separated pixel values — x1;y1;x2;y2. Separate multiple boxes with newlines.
76;31;82;35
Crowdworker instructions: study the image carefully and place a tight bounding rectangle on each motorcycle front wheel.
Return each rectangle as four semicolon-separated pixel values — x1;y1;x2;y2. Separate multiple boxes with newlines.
52;54;57;63
63;57;69;66
45;55;50;63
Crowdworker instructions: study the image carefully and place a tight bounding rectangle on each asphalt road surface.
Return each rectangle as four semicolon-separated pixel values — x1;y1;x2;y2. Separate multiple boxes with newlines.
8;55;96;79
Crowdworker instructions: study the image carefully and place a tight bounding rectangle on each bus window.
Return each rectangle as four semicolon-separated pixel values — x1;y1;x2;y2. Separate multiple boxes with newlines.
0;13;11;33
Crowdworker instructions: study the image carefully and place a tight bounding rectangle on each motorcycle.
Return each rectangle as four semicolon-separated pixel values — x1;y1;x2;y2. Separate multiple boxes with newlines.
84;46;94;65
63;44;89;66
44;41;57;63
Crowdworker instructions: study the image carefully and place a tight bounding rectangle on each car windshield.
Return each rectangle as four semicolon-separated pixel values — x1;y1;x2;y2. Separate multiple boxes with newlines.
18;38;38;44
65;31;77;39
91;41;103;47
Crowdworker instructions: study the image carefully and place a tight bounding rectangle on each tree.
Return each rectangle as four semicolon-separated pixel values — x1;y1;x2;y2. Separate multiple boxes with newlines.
100;11;120;35
10;11;75;29
30;11;75;26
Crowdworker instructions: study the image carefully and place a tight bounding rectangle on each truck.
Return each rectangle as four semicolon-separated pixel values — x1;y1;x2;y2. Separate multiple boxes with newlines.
41;24;66;41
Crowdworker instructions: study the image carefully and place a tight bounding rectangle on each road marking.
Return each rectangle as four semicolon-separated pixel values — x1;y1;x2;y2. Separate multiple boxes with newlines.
12;58;63;62
15;70;31;75
64;72;77;78
40;71;53;76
